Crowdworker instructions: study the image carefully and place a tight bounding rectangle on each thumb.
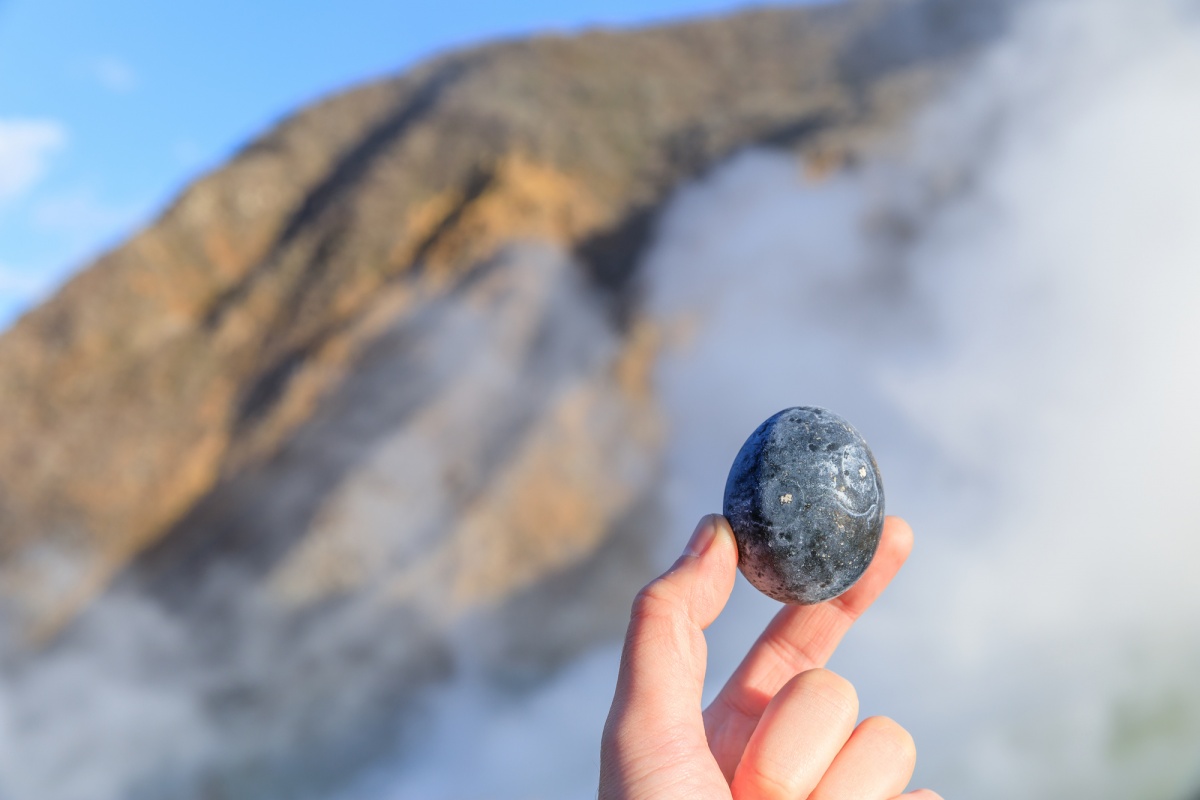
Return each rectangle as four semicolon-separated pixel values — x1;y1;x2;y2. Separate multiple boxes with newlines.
603;514;738;759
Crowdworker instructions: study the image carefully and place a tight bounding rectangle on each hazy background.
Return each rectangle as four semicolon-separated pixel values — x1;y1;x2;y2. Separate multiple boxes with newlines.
3;0;1200;798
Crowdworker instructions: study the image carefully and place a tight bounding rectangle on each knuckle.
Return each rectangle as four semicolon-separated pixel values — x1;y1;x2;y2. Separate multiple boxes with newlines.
630;577;684;623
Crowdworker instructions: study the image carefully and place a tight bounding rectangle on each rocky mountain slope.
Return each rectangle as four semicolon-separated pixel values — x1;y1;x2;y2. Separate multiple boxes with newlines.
0;0;1000;637
0;0;1007;795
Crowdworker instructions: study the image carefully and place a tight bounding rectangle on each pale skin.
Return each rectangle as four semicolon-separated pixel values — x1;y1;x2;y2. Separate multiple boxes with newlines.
600;514;940;800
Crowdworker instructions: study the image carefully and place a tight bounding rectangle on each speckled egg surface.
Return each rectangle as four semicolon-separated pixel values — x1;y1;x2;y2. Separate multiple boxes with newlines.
723;406;885;605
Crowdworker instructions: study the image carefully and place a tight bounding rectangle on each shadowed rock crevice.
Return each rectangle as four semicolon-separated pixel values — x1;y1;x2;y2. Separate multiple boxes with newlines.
200;57;479;333
274;58;480;247
575;108;841;326
575;203;660;325
135;247;583;605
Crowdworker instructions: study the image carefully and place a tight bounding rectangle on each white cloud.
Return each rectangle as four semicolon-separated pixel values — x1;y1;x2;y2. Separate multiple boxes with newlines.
0;119;67;204
90;56;138;93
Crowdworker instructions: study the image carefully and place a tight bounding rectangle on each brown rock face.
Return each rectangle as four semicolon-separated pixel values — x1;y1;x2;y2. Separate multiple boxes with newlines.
0;0;1006;794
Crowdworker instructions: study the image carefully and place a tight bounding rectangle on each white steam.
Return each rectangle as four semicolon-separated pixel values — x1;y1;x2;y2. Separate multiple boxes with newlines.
357;1;1200;797
657;1;1200;796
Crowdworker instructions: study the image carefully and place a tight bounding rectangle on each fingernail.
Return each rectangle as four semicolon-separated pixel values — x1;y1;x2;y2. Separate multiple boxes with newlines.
684;514;719;557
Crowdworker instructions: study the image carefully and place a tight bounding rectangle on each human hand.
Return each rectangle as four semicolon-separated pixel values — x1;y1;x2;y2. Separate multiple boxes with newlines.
599;514;939;799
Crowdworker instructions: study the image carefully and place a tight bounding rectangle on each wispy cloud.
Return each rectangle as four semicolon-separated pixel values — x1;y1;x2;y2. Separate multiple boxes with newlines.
0;119;67;204
89;56;138;93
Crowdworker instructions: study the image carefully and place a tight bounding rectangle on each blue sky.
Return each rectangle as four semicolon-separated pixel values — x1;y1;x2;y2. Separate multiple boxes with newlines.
0;0;825;330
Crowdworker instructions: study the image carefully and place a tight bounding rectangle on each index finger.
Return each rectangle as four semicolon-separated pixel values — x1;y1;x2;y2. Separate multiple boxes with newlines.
703;516;914;780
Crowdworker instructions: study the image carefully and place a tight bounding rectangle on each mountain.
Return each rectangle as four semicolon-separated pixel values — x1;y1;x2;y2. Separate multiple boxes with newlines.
0;1;1007;795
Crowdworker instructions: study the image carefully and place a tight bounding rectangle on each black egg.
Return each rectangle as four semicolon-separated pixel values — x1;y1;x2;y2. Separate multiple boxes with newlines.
722;406;885;605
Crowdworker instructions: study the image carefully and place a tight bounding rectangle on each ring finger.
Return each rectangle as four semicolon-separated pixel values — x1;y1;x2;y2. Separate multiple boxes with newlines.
808;716;917;800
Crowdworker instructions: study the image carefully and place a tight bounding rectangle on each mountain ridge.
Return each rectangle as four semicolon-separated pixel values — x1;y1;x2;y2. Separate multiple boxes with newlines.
0;0;1006;638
